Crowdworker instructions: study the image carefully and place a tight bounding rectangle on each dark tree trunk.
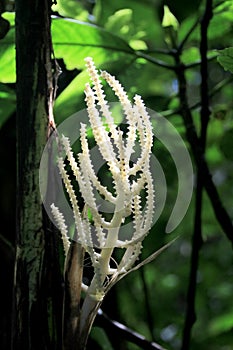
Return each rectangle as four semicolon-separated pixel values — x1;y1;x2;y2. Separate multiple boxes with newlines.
12;1;63;349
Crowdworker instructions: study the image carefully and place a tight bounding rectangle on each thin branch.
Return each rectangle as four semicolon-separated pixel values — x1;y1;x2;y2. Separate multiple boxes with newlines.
181;2;213;349
173;53;233;246
199;0;213;148
178;17;200;53
135;48;216;72
185;54;217;69
188;75;233;111
142;48;173;55
96;310;167;350
181;179;203;350
135;51;175;70
162;75;233;118
208;75;233;99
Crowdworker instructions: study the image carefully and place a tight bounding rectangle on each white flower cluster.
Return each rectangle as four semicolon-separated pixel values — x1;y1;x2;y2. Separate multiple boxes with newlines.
51;57;154;300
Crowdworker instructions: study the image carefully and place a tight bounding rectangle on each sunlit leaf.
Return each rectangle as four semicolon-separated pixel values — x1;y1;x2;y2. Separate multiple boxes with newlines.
52;0;89;21
52;17;134;70
2;11;15;26
162;5;179;30
105;9;134;40
54;71;88;124
164;0;201;22
94;0;165;49
217;47;233;74
0;13;16;83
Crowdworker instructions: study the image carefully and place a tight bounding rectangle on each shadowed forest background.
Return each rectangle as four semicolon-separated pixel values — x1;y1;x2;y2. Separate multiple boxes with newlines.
0;0;233;349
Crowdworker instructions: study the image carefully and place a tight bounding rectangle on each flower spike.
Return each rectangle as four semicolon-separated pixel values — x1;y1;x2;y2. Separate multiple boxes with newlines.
51;57;155;300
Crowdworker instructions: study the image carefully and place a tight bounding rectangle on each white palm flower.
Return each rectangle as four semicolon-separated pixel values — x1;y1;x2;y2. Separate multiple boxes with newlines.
51;57;156;300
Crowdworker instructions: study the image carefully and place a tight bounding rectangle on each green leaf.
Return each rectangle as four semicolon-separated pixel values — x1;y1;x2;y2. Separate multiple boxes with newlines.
0;13;16;83
208;309;233;336
162;5;179;48
217;47;233;73
52;0;89;21
95;0;165;49
2;12;15;26
208;14;232;44
52;17;134;70
54;71;88;124
0;13;135;82
162;5;179;30
164;0;201;22
0;83;16;128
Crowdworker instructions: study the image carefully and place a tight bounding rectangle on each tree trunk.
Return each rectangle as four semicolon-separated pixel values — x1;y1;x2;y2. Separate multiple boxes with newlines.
12;1;63;349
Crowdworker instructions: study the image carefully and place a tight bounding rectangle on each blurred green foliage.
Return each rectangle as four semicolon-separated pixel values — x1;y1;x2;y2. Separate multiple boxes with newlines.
0;0;233;349
218;47;233;74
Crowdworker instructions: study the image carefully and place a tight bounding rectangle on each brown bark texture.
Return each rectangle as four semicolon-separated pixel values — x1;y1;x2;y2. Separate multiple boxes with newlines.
13;1;63;349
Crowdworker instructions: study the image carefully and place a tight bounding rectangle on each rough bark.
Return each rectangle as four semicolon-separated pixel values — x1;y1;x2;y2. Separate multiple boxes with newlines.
13;1;63;349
